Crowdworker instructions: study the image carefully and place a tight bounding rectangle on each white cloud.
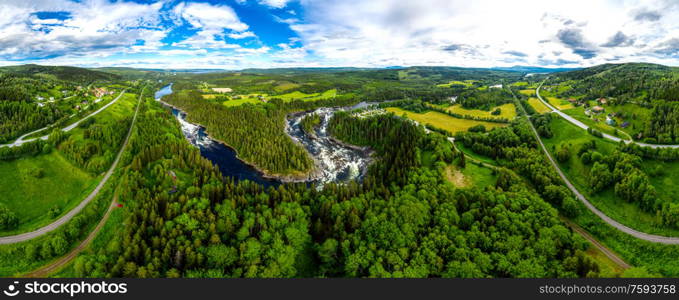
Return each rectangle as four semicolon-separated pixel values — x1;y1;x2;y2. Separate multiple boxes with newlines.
173;2;248;32
259;0;292;9
171;2;250;50
228;31;256;39
0;0;165;59
287;0;679;67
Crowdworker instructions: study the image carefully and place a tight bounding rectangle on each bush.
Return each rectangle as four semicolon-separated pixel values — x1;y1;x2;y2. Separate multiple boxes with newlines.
580;151;591;164
468;124;486;133
556;145;571;162
48;205;61;219
562;197;580;218
0;204;18;230
30;167;45;178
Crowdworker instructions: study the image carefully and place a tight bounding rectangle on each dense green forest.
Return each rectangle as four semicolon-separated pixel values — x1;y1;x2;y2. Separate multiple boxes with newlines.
0;74;66;143
162;90;315;176
68;99;601;278
4;63;679;278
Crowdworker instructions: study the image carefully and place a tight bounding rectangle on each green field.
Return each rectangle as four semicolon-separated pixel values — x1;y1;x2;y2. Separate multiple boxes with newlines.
385;107;507;134
436;80;475;88
528;97;551;113
275;89;337;102
542;115;679;237
545;96;574;110
274;82;301;92
0;91;136;236
510;81;529;87
435;103;517;120
519;89;535;96
562;106;631;139
0;151;98;236
445;162;497;188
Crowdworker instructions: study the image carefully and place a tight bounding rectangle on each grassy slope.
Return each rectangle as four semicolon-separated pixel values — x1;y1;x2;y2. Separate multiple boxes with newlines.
0;152;97;236
0;91;136;236
542;116;679;237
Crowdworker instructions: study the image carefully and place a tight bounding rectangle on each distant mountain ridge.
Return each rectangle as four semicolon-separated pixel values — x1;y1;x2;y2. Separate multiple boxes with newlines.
0;64;120;82
490;65;581;73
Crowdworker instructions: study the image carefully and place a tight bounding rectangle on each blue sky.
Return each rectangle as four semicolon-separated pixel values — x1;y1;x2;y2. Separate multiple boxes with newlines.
0;0;678;69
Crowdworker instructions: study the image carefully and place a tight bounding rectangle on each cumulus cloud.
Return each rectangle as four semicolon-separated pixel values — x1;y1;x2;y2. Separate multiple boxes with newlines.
601;31;634;47
259;0;292;9
0;0;164;60
633;8;662;22
1;0;679;68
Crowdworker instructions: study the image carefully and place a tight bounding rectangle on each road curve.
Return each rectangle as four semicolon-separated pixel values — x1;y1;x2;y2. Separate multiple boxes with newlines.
535;82;679;149
24;193;119;277
0;90;127;148
520;98;679;244
0;86;144;244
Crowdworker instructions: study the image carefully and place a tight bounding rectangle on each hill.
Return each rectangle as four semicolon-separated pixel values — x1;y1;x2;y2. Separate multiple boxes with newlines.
0;64;120;83
551;63;679;101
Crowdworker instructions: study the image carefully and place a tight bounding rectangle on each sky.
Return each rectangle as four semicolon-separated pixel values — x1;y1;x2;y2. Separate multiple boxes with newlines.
0;0;678;69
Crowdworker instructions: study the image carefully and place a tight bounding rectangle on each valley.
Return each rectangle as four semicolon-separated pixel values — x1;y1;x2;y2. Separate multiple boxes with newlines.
2;62;679;279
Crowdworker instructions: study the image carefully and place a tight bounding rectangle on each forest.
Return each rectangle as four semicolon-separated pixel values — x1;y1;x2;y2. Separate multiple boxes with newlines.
4;63;679;279
162;90;315;176
67;97;602;278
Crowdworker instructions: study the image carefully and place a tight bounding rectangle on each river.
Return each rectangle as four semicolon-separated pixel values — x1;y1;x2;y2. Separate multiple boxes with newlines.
154;84;374;187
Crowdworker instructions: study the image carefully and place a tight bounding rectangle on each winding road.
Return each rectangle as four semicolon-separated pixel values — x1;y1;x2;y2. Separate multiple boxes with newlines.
24;192;119;277
0;90;127;148
535;82;679;149
508;86;679;244
0;87;144;244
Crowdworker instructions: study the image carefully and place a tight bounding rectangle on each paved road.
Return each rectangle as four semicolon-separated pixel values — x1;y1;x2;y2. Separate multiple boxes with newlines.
24;193;119;277
0;90;127;148
535;82;679;149
513;87;679;244
0;87;144;244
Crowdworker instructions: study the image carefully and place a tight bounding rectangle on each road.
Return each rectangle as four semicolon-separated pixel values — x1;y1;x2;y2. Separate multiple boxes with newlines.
0;90;127;148
535;82;679;149
508;87;679;244
0;87;144;244
24;193;119;277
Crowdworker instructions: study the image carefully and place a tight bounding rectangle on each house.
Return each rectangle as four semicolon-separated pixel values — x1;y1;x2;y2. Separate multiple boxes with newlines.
93;87;108;98
598;97;607;105
592;106;605;113
621;121;630;128
568;98;577;103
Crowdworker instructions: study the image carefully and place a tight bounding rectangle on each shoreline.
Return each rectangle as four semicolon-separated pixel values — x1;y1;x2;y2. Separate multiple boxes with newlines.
158;98;317;183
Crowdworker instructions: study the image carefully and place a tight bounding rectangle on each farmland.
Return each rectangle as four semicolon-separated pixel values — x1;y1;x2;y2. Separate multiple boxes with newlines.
385;107;507;134
527;97;551;113
435;103;517;120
